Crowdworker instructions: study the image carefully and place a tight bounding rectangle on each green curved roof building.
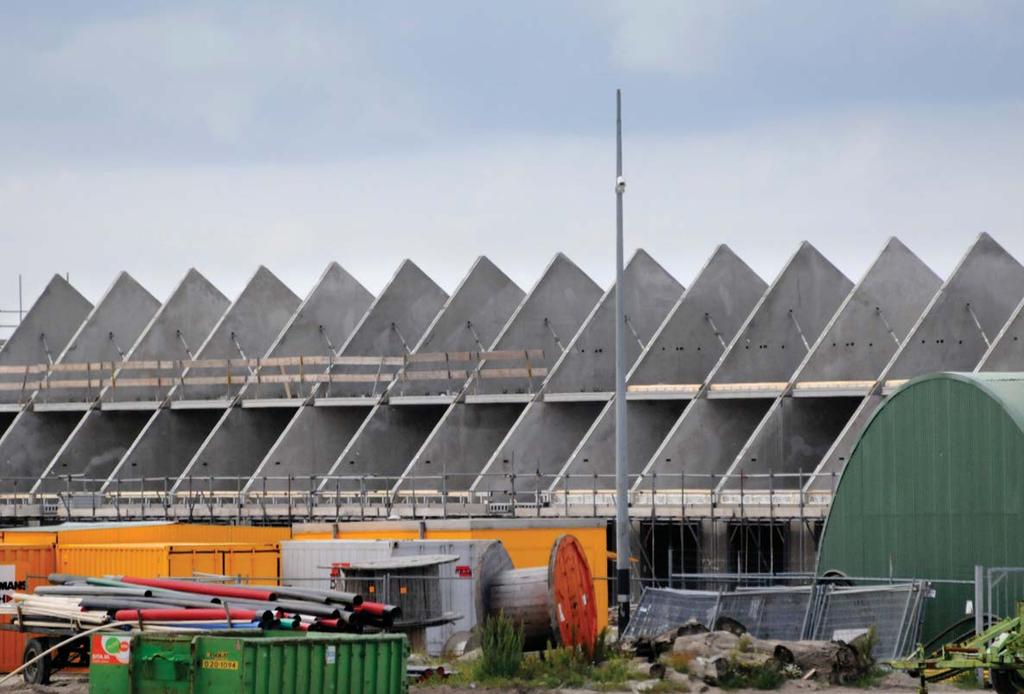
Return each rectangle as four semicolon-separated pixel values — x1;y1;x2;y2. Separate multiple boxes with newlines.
818;372;1024;639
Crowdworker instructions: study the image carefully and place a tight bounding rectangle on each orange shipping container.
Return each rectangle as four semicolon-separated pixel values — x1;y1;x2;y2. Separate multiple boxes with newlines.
55;543;279;582
1;521;289;547
0;545;56;672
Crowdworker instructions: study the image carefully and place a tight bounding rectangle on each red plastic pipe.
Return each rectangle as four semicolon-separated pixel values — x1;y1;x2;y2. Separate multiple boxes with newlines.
113;608;259;622
355;601;398;617
120;577;278;601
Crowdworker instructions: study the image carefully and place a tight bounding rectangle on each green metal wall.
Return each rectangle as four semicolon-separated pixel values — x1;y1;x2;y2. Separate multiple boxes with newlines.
817;372;1024;640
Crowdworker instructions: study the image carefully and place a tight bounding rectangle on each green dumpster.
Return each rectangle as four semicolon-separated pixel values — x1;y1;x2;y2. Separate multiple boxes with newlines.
90;631;408;694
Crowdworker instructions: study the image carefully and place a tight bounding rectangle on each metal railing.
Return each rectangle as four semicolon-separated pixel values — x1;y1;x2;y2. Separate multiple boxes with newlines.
0;471;838;522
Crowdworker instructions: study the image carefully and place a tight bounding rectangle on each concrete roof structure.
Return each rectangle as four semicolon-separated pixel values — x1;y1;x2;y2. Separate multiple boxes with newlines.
2;236;1023;510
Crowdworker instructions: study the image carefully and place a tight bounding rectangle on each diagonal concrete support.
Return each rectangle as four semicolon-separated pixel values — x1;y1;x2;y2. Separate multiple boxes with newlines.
0;273;159;491
32;270;230;494
809;232;1024;490
555;245;766;490
977;295;1024;371
325;258;524;491
638;243;852;492
180;263;374;490
473;250;684;494
246;261;448;492
722;238;941;489
105;267;299;490
0;275;92;406
396;254;603;493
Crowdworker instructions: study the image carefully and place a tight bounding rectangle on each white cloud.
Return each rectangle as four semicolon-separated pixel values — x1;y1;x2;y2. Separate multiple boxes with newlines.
1;101;1022;329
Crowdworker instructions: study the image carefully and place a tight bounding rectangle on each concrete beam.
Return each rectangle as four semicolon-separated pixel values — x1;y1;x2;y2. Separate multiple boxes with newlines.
977;295;1024;370
543;249;683;395
628;245;766;392
394;254;602;492
809;232;1024;490
0;275;92;404
103;269;230;406
104;268;300;489
393;256;524;398
176;263;374;490
721;239;940;489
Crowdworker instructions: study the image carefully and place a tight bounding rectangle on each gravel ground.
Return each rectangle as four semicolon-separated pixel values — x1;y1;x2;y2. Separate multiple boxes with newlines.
0;671;959;693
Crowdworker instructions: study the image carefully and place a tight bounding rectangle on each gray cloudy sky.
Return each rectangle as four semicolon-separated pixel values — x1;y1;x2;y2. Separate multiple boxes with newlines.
1;1;1023;330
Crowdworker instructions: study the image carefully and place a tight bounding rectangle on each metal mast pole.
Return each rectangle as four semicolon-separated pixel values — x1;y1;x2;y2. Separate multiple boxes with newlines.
614;88;631;633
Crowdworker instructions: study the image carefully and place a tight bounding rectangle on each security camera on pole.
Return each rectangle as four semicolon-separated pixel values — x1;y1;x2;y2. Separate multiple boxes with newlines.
614;89;631;634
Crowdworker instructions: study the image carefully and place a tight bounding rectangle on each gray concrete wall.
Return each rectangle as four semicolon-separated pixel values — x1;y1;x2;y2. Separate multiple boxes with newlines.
174;266;300;402
793;238;941;383
468;253;602;397
556;399;688;490
322;260;447;399
543;249;683;395
103;409;225;489
0;410;83;491
104;268;299;489
328;405;447;491
398;403;524;493
638;398;772;487
104;269;230;404
394;256;523;397
394;254;602;492
176;263;374;490
628;245;766;389
244;261;447;491
0;275;92;404
40;272;161;403
35;410;151;493
30;270;229;493
245;262;373;401
247;406;372;491
472;401;606;493
0;274;159;489
708;243;852;387
553;246;766;491
324;259;522;490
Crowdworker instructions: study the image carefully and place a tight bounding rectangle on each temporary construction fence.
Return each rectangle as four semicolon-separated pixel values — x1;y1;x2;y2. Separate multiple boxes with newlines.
622;581;930;660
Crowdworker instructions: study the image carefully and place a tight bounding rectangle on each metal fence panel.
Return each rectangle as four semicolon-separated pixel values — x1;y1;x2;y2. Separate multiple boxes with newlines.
621;588;720;641
809;584;921;658
717;588;811;641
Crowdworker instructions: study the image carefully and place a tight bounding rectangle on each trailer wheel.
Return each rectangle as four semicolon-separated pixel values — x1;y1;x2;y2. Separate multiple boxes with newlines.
991;669;1024;694
22;638;52;685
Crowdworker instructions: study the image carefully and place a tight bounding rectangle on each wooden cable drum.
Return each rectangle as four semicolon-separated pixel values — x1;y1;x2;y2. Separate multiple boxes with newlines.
486;535;598;651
